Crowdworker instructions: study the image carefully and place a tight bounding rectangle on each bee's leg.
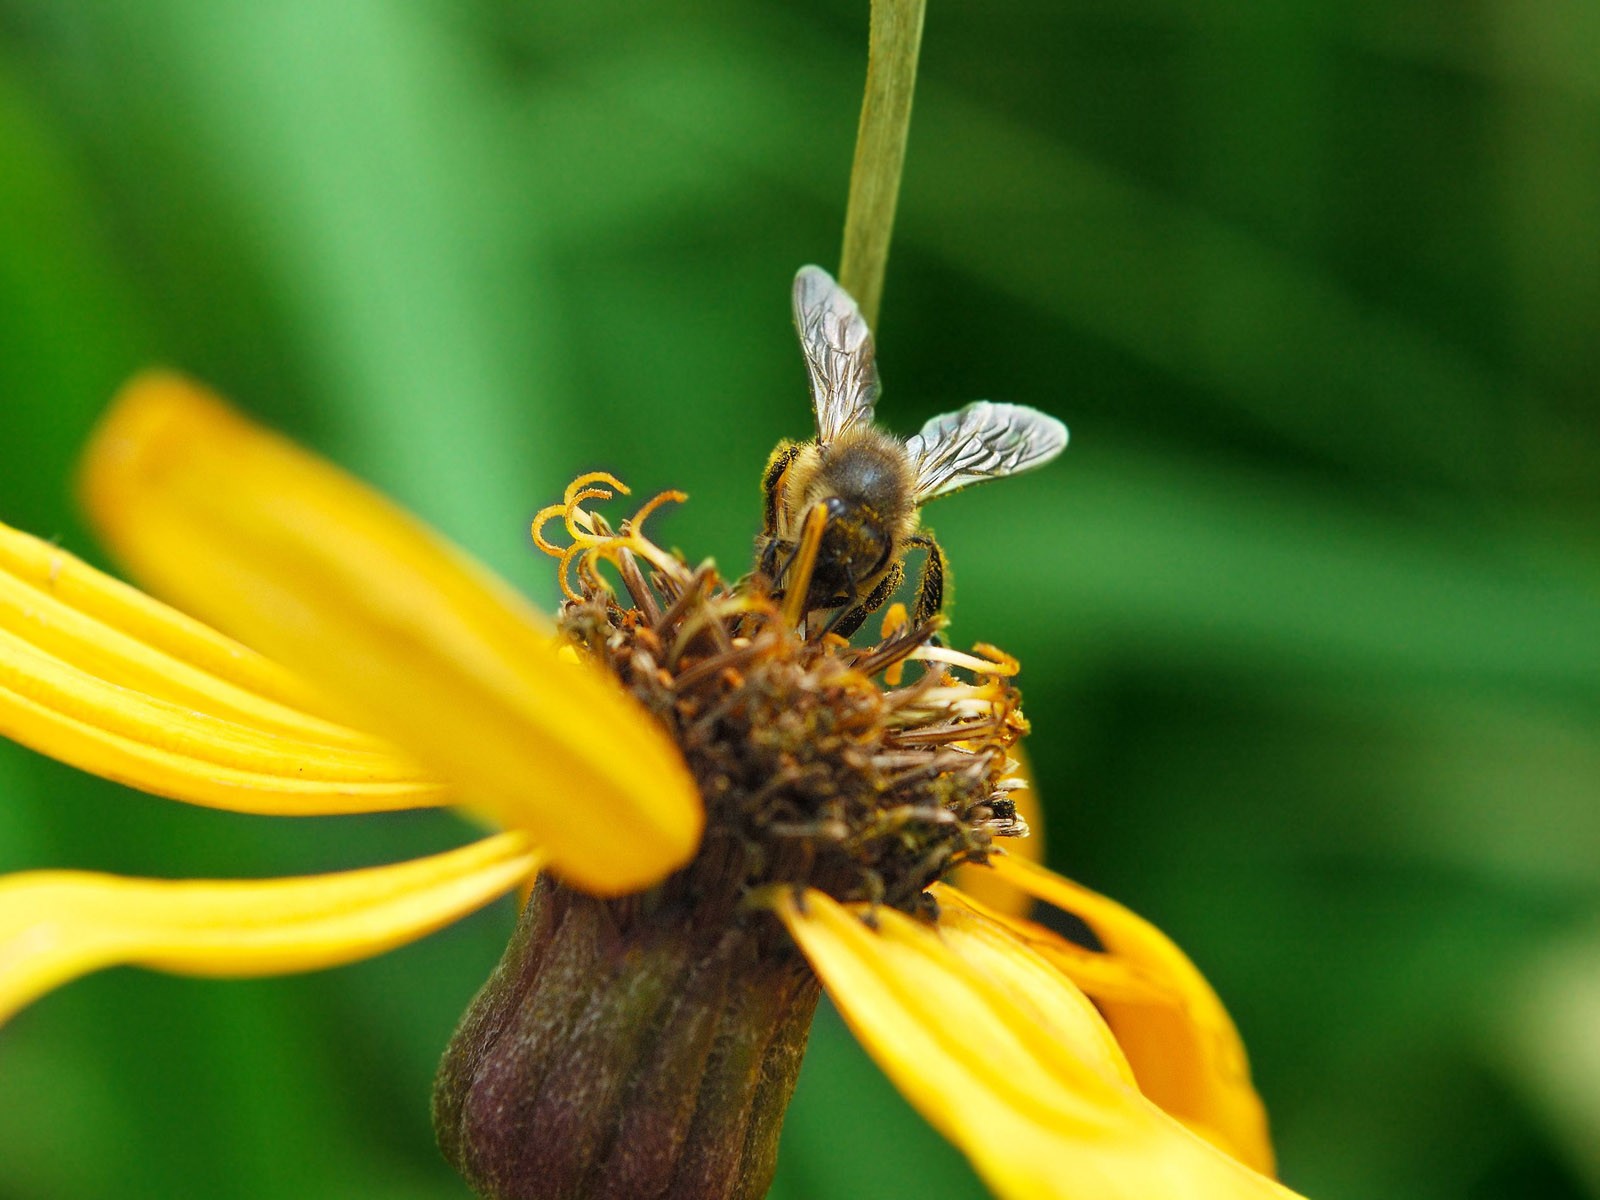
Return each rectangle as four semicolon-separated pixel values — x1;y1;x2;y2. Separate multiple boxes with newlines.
828;561;904;639
905;534;948;628
758;535;788;585
760;441;802;538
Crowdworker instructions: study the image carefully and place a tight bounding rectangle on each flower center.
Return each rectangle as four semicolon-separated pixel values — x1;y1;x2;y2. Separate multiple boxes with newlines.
534;473;1030;919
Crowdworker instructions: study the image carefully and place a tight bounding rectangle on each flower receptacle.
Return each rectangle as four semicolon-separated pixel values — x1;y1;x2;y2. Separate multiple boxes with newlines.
433;875;820;1200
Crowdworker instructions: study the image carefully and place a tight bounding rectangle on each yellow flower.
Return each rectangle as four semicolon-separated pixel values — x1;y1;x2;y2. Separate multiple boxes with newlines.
0;373;1302;1199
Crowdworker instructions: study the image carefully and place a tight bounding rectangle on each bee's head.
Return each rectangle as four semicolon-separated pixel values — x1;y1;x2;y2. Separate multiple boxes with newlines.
809;496;893;607
820;494;859;525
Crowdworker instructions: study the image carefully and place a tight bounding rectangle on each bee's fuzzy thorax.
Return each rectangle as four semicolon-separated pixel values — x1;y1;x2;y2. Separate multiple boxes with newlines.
803;428;917;532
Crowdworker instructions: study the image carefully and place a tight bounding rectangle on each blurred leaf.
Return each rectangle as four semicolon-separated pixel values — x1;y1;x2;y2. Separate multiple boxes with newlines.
1503;930;1600;1197
0;66;151;528
69;0;569;584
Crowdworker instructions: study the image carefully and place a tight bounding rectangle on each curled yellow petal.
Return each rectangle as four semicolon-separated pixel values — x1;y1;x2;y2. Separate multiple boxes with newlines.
985;852;1276;1175
78;374;703;894
0;833;539;1026
0;521;449;813
949;746;1042;917
774;889;1299;1200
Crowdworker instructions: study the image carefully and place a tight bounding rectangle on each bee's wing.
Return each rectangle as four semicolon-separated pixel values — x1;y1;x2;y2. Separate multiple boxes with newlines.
792;265;880;444
905;401;1069;504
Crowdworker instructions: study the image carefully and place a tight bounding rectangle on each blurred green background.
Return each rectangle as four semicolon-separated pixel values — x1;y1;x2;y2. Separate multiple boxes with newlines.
1;1;1598;1197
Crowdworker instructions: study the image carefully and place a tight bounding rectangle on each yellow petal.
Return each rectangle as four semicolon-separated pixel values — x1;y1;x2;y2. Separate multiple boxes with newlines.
0;833;538;1025
0;521;449;813
78;374;703;894
774;890;1300;1200
1;520;349;732
985;852;1276;1175
949;746;1043;918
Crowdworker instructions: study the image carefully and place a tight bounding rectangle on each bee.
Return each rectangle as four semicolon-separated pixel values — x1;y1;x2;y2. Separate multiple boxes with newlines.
758;265;1068;637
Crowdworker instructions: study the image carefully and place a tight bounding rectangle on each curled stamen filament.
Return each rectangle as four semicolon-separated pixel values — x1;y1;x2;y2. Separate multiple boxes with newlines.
623;488;688;537
537;472;629;546
535;477;697;603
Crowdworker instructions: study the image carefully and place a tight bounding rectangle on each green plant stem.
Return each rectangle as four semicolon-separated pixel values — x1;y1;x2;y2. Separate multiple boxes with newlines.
839;0;926;332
